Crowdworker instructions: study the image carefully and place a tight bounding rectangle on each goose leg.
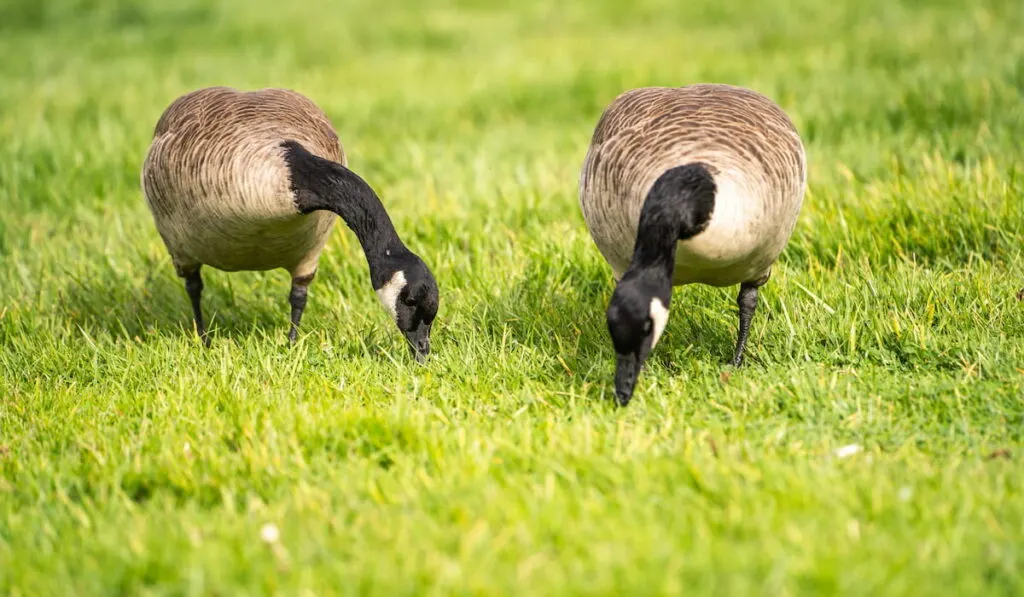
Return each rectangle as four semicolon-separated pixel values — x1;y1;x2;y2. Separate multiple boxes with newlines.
288;272;316;344
731;281;759;367
182;268;210;347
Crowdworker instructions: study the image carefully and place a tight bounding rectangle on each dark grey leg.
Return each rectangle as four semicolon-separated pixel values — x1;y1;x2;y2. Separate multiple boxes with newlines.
182;268;209;347
731;282;759;367
288;272;316;344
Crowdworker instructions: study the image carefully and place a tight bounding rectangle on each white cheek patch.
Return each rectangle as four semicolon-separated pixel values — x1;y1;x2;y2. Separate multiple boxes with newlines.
375;270;407;322
649;297;669;349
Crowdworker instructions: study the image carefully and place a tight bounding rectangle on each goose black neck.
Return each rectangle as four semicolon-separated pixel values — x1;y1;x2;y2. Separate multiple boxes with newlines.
283;141;405;265
623;163;717;281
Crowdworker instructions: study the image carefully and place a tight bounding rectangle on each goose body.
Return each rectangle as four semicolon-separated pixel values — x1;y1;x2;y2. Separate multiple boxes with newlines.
143;87;340;278
579;84;806;404
141;87;439;357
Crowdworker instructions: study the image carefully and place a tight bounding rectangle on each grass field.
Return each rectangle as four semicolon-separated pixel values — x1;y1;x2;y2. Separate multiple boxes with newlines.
2;0;1023;594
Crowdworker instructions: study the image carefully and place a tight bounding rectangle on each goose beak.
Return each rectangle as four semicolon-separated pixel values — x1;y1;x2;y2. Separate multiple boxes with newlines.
403;325;431;363
614;352;644;406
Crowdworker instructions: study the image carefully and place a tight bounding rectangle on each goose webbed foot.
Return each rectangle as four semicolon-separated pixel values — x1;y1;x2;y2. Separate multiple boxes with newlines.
731;281;759;367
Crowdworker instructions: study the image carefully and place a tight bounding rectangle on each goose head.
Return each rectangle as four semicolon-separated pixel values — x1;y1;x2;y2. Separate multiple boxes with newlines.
605;273;670;406
374;249;439;362
600;163;716;404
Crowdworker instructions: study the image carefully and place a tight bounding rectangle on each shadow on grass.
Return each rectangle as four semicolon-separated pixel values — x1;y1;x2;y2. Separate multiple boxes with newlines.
52;262;411;369
55;266;290;344
465;254;741;387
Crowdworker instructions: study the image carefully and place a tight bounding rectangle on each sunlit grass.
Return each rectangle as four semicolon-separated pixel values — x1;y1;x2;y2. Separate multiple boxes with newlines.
1;0;1023;594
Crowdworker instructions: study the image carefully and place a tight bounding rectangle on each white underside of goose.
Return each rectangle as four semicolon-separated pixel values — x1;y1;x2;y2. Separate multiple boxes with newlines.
603;169;801;287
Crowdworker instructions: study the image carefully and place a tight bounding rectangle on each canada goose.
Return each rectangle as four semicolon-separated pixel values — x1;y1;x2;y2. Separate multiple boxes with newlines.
579;84;806;405
141;87;439;360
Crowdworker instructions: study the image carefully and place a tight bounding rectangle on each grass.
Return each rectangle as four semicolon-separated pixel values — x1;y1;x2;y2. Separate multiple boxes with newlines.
1;0;1023;594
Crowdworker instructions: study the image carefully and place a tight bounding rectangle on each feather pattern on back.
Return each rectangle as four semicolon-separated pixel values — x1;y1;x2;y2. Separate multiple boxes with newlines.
141;87;344;277
579;84;807;286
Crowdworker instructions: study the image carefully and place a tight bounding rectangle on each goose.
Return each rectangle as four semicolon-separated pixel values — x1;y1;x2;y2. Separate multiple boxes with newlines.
578;84;806;405
141;86;439;360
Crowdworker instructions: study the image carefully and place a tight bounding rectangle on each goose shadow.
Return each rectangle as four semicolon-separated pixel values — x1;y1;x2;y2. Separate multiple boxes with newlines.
56;265;296;344
55;261;412;365
462;255;741;388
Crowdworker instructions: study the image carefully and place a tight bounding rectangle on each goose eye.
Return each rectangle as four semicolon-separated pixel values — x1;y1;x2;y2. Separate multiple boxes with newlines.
643;319;653;334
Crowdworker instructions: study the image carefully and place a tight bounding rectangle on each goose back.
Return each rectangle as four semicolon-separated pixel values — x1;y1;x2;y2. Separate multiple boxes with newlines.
579;84;806;286
142;87;344;277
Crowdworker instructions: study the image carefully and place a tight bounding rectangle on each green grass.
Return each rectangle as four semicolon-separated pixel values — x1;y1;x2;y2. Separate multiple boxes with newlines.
2;0;1023;594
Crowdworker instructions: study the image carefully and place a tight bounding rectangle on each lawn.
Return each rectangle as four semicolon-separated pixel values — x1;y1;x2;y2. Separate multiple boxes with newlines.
1;0;1023;594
